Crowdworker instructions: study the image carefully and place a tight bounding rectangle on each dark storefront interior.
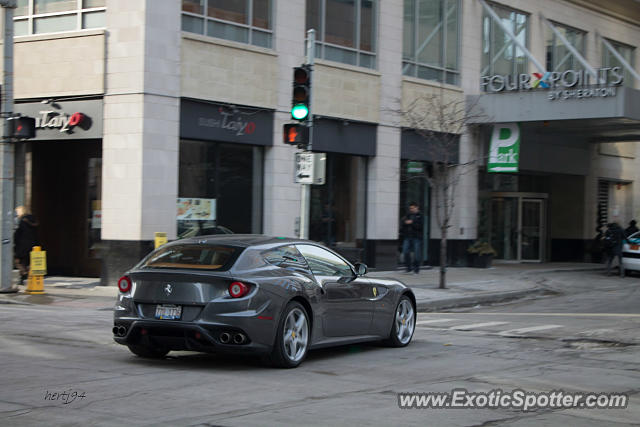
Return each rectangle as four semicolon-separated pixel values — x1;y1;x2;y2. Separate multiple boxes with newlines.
31;140;102;276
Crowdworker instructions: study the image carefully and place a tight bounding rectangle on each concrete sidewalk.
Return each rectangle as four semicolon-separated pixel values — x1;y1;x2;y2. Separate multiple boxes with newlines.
0;262;605;310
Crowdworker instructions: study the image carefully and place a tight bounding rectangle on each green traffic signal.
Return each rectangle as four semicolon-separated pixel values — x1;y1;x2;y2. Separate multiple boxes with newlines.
291;103;309;120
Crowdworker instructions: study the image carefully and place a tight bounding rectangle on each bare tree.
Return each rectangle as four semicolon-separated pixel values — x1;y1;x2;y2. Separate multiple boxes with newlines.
395;90;485;289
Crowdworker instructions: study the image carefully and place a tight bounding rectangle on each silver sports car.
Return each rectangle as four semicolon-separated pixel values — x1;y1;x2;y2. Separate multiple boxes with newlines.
113;235;416;368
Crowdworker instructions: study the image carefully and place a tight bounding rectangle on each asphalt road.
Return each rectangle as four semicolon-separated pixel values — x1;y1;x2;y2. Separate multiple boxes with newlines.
0;270;638;426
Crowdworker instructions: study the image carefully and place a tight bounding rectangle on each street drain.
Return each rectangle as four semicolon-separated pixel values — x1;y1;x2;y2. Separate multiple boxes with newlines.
562;338;635;350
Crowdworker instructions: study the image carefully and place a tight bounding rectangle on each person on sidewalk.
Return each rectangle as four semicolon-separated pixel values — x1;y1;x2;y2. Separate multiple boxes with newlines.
401;202;424;274
625;219;638;238
14;206;39;285
603;222;626;277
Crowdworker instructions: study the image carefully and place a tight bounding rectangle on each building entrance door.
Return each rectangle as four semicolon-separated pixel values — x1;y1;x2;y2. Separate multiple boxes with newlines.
490;193;546;262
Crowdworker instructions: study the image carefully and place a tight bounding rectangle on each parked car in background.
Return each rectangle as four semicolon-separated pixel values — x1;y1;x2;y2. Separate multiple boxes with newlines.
622;231;640;276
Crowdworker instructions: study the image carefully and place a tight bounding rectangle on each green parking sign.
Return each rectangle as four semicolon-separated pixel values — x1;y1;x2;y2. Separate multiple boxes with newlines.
488;123;520;173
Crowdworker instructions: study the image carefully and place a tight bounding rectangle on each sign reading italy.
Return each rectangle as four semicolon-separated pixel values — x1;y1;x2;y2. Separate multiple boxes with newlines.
488;123;520;173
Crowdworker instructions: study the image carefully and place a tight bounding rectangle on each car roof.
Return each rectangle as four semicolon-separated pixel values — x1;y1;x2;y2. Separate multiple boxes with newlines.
180;234;310;248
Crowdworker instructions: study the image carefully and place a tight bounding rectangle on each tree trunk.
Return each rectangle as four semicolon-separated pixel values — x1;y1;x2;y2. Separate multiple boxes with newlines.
439;226;447;289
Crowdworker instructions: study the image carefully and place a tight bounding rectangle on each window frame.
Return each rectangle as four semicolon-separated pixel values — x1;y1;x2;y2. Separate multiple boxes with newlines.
308;0;378;70
481;2;530;77
602;38;636;87
402;0;461;86
14;0;106;37
296;244;355;278
181;0;274;49
544;21;586;73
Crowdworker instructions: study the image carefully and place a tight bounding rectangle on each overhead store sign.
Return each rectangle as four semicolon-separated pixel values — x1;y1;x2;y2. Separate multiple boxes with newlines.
481;67;623;101
488;123;520;173
14;99;102;140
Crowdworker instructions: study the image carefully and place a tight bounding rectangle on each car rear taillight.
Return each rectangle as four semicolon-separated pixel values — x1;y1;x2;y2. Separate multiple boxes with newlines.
229;281;250;298
118;276;132;293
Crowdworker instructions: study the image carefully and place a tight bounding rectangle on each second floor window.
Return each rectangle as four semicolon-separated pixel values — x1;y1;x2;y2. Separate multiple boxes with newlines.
182;0;273;49
602;39;636;87
14;0;106;36
402;0;460;85
482;2;528;77
306;0;377;69
545;22;586;73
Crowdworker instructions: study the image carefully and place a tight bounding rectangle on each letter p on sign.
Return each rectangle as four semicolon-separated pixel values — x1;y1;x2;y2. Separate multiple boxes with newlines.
488;123;520;173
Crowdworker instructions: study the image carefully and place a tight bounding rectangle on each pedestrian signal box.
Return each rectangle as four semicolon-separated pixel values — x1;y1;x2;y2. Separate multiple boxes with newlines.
283;123;309;146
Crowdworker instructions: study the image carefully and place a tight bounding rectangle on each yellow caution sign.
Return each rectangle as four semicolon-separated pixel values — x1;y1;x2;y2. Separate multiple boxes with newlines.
26;246;46;294
154;232;168;249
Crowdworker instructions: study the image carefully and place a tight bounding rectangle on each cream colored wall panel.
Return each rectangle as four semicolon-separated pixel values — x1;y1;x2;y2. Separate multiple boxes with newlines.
313;61;380;123
181;36;277;108
14;33;105;98
401;79;465;133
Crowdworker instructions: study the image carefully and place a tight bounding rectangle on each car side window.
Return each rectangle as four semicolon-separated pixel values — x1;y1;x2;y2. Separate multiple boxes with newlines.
263;245;309;271
296;244;353;277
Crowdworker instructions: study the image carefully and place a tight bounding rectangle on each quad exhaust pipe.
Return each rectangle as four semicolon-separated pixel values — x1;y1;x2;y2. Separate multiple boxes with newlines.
219;332;246;345
219;332;231;344
112;325;127;337
233;333;246;344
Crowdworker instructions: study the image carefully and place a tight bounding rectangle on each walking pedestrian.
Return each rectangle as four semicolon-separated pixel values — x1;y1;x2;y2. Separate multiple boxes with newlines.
401;202;424;274
603;222;625;277
14;206;39;285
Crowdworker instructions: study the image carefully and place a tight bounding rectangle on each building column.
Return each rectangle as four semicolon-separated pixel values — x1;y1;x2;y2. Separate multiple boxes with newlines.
263;0;307;237
101;0;180;284
365;0;403;268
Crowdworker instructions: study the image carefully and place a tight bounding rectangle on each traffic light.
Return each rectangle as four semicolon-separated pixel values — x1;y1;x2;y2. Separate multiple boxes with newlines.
291;65;311;121
8;116;36;139
283;123;309;146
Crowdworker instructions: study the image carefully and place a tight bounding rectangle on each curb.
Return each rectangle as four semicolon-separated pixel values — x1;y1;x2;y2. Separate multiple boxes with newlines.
416;287;548;312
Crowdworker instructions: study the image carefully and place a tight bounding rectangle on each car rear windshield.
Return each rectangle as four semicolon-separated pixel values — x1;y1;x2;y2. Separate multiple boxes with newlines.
140;244;240;270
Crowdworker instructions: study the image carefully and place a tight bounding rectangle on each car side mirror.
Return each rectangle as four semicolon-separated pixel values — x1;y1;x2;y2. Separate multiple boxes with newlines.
354;262;368;276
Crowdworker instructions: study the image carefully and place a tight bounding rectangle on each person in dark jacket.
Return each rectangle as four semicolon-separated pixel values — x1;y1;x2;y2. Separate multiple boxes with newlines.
14;206;39;285
625;219;638;238
401;202;424;274
603;222;626;277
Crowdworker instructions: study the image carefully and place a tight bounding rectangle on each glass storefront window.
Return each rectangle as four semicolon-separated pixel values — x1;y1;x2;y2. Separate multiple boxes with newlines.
602;39;636;87
399;160;430;262
545;22;585;73
402;0;460;85
307;0;378;69
481;3;529;78
309;153;366;254
88;158;102;259
182;0;273;49
178;140;263;239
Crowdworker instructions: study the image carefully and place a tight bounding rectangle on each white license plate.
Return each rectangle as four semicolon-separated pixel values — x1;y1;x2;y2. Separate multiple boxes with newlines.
155;304;182;320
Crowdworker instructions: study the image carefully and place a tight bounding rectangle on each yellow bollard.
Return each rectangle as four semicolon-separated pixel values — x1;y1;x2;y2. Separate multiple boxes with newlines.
25;246;46;295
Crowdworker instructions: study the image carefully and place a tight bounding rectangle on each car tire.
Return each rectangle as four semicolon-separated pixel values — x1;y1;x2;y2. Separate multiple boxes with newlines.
384;295;415;347
127;344;169;359
268;301;310;368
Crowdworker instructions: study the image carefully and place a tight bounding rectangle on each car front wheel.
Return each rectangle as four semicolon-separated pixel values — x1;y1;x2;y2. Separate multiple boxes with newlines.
385;295;415;347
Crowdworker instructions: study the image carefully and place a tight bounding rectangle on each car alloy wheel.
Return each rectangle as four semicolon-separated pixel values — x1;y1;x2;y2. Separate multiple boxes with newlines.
269;301;310;368
385;295;415;347
283;307;309;362
395;298;415;345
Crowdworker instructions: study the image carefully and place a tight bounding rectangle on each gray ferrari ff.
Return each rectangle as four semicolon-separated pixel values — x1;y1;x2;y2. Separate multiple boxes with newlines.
113;235;416;368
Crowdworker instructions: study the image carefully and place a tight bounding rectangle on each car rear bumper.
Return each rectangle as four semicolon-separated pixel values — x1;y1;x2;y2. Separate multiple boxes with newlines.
113;319;272;354
622;253;640;272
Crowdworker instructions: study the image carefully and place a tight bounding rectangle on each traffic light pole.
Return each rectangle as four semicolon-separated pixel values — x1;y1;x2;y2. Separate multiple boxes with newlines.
0;1;16;293
299;29;314;240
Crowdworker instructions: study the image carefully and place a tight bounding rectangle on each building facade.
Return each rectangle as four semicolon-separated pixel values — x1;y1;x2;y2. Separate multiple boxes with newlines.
4;0;639;282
